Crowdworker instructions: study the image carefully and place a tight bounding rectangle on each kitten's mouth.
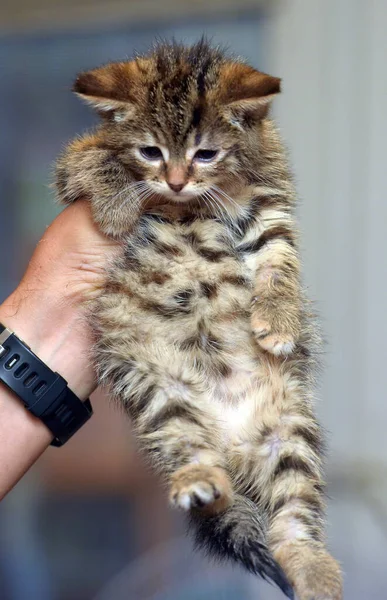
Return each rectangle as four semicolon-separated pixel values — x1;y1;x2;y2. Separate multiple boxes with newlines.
164;190;198;203
143;190;197;213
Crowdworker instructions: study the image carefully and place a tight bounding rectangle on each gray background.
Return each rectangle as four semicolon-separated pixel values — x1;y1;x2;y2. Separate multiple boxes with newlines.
0;1;386;598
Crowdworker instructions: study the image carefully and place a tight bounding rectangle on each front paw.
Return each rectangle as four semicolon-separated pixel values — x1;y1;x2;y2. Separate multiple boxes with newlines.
251;300;300;356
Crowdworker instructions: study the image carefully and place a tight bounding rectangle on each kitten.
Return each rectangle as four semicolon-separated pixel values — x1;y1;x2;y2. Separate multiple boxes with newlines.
56;40;342;600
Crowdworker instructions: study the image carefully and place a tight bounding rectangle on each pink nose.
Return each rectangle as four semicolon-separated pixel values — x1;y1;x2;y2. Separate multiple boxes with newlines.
168;182;185;193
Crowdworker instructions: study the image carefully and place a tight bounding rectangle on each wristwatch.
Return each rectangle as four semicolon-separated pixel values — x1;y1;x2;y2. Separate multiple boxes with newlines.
0;323;93;446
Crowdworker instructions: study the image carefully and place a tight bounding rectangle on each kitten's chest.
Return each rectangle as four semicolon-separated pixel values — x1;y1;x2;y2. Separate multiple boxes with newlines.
104;214;261;403
126;215;254;309
126;215;256;378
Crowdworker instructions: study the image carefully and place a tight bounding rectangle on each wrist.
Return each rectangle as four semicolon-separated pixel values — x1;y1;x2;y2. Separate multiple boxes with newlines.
0;288;96;401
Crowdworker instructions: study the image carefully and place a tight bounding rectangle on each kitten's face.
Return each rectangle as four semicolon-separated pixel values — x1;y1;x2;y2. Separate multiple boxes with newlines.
133;138;228;202
115;115;242;205
74;41;280;210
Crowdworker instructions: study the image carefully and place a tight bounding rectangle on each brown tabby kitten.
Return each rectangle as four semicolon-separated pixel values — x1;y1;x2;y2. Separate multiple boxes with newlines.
56;40;342;600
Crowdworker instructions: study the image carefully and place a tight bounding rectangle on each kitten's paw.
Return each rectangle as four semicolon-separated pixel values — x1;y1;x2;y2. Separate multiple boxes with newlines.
275;544;343;600
251;317;272;339
257;333;296;356
169;465;233;514
251;316;296;356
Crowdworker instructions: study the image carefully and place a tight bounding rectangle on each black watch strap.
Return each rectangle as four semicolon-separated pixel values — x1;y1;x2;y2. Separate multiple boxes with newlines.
0;323;92;446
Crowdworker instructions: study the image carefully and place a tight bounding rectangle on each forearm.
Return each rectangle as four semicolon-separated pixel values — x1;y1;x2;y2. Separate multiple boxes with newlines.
244;207;302;355
252;237;300;302
0;293;95;499
238;205;300;299
0;383;52;499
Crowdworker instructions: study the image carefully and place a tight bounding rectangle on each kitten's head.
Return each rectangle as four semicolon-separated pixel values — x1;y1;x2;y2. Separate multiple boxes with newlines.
74;39;280;208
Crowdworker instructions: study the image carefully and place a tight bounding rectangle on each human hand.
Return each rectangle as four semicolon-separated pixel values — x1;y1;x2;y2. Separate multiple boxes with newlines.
0;200;120;497
0;199;120;398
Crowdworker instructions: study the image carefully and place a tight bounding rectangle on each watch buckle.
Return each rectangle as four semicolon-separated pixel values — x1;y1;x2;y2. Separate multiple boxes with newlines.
0;328;12;356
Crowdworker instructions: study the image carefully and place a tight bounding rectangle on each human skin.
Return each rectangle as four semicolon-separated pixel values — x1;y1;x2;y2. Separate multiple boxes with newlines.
0;200;119;499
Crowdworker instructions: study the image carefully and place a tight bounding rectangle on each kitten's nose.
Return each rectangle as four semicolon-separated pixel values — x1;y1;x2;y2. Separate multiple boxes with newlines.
167;165;186;193
168;182;185;193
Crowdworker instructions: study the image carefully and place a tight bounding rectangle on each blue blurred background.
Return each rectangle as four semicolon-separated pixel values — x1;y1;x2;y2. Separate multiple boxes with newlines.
1;1;386;598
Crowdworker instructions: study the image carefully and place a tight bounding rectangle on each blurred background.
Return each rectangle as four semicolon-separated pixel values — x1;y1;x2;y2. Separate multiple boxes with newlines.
1;0;386;598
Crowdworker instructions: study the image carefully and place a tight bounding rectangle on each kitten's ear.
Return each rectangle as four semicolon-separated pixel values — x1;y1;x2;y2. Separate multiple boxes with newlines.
218;63;281;123
73;60;145;117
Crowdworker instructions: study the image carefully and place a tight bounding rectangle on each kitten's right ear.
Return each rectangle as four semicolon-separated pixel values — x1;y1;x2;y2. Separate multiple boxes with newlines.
73;60;145;117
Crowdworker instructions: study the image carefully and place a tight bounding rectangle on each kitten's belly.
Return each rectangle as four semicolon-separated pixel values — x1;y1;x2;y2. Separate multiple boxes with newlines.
99;217;262;404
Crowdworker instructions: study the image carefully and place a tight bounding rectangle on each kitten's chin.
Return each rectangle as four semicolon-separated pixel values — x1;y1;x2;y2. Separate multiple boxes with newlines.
163;191;199;204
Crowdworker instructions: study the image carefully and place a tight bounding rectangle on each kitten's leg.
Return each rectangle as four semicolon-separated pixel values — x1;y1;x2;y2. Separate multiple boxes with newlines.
99;346;233;514
228;358;342;600
240;207;302;356
56;135;141;238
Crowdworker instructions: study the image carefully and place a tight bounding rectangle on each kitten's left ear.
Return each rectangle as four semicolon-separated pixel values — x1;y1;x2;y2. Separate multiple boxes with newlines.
73;60;146;118
218;63;281;124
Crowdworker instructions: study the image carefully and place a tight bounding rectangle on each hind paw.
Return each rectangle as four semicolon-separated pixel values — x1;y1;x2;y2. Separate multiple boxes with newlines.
169;465;232;514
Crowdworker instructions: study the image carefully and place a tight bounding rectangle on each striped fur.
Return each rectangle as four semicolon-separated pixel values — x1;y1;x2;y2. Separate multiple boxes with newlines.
55;40;342;600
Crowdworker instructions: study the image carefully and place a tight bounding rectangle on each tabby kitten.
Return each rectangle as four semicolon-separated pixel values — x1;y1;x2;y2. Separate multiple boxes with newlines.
56;40;342;600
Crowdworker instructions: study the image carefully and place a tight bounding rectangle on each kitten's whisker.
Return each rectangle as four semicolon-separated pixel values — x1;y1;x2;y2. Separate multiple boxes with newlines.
119;194;143;213
208;187;237;219
200;192;215;217
211;185;241;212
117;182;149;209
124;183;150;203
136;188;157;210
121;186;148;214
205;190;227;220
203;191;222;219
113;180;147;203
211;184;267;232
209;190;247;236
211;184;235;204
207;189;236;224
137;185;155;201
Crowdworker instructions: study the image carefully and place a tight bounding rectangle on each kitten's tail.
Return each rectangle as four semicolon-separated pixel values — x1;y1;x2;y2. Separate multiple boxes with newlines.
189;494;294;600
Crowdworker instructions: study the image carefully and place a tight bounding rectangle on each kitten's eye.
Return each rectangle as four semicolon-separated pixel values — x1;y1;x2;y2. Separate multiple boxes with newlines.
140;146;163;161
113;111;126;123
194;149;218;162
